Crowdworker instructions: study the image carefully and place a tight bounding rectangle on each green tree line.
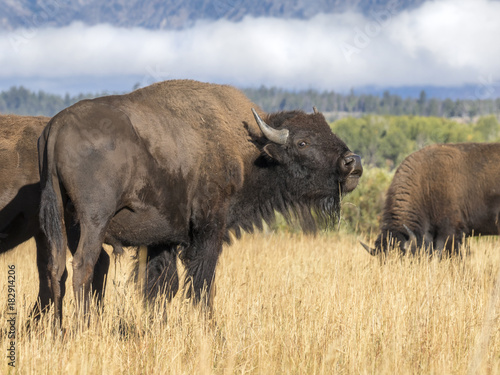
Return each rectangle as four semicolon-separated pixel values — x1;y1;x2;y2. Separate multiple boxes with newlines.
244;87;500;119
0;86;104;116
2;85;500;119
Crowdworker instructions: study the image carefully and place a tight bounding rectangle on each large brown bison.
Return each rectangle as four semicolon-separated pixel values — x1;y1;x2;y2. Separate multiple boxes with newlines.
39;80;362;323
362;143;500;257
0;114;110;321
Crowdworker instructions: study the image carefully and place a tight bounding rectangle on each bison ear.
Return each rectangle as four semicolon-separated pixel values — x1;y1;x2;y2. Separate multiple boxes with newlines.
262;143;286;163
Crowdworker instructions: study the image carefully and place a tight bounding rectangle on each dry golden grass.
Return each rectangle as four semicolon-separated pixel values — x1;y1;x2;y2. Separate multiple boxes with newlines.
0;232;499;374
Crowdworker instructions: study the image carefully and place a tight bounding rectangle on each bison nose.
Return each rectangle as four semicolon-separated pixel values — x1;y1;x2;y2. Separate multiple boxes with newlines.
340;153;363;177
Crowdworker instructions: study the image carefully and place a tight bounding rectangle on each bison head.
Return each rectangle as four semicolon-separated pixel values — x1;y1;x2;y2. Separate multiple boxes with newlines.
361;225;424;256
251;108;362;231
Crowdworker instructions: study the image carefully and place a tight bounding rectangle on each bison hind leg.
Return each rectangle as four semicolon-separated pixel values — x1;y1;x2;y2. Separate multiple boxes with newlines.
66;214;111;313
28;232;52;323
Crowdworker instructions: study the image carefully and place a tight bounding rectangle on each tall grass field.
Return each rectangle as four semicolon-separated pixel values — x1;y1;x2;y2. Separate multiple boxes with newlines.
1;232;499;374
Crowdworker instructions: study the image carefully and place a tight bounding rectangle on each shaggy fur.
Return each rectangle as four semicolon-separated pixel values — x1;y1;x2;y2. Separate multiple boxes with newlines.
366;143;500;257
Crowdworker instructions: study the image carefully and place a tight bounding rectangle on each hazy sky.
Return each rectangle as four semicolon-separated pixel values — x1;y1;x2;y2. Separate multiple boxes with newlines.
0;0;499;95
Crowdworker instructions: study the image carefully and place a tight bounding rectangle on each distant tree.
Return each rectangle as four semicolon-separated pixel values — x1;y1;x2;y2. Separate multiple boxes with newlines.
427;98;440;116
340;166;393;234
474;115;499;141
417;90;427;115
0;86;105;116
441;98;454;117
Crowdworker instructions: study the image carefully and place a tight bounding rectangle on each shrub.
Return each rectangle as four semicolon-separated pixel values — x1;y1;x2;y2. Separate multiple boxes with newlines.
339;166;393;234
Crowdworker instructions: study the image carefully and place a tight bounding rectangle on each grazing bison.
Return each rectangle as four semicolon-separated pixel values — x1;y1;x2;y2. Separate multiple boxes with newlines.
362;143;500;257
39;80;362;323
0;114;110;322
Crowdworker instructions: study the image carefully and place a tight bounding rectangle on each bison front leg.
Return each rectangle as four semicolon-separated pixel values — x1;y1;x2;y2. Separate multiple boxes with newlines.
435;230;462;259
181;220;224;309
143;244;179;302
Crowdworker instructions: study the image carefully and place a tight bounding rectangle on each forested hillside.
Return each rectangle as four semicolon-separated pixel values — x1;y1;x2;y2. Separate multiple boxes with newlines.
331;115;500;168
244;87;500;120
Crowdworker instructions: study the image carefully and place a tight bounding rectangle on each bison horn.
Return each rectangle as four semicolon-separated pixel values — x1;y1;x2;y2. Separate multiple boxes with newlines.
403;224;417;251
403;224;417;242
251;108;289;145
313;106;319;114
360;241;377;256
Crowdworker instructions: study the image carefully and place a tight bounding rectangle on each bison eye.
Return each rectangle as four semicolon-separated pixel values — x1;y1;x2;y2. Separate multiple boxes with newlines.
297;140;308;149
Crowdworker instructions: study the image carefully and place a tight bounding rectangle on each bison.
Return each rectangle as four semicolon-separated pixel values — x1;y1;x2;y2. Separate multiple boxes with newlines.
39;80;362;323
1;115;47;253
0;114;58;320
0;114;110;322
362;143;500;258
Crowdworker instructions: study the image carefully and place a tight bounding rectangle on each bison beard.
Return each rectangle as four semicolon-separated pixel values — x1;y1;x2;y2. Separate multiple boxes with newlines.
143;191;341;303
279;196;341;234
39;80;362;323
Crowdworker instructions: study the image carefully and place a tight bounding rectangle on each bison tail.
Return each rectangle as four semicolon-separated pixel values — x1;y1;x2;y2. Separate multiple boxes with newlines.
38;125;65;259
39;178;65;256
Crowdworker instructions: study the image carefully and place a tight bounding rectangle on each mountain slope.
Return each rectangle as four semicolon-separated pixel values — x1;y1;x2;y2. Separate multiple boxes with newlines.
0;0;427;30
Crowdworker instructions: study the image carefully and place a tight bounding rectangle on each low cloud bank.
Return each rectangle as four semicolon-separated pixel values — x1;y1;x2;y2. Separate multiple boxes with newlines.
1;0;498;94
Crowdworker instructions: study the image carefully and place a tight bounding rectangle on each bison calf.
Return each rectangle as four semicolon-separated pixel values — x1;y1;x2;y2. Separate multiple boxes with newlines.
362;143;500;257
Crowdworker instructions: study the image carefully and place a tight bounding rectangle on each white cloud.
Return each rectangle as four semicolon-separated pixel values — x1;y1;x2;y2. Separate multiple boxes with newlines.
0;0;499;94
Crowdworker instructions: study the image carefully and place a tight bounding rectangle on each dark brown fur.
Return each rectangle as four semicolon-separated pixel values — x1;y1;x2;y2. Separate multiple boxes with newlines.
369;143;500;257
39;80;362;323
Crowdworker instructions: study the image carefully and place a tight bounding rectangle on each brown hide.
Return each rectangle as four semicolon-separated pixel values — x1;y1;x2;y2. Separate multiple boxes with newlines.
0;114;54;322
39;80;362;323
367;143;500;257
0;114;48;249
